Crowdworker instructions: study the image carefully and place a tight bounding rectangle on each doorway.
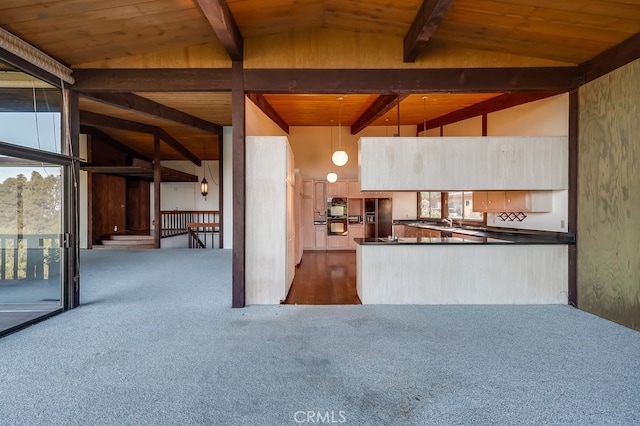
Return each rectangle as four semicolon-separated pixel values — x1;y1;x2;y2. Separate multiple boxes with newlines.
284;251;360;305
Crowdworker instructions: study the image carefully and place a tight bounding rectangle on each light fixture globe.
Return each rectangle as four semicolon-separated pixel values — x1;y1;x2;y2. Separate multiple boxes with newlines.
332;150;348;167
326;172;338;183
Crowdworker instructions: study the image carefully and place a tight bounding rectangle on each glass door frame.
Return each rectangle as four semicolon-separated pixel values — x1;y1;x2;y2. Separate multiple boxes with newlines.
0;140;79;316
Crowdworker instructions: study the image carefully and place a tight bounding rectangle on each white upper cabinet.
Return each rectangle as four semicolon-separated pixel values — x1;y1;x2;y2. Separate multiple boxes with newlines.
359;137;568;191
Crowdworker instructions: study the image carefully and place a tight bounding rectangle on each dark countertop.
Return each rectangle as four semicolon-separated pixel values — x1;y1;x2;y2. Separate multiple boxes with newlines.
357;220;576;245
355;236;514;245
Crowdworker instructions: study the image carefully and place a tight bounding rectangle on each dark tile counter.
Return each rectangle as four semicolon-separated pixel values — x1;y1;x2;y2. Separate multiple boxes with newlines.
386;220;575;245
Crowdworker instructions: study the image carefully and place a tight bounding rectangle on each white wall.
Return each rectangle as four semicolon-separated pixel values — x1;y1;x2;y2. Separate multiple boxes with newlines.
488;94;569;136
158;160;220;210
288;125;416;181
246;96;288;137
228;96;289;250
392;192;418;220
222;126;233;249
487;94;569;232
443;116;483;136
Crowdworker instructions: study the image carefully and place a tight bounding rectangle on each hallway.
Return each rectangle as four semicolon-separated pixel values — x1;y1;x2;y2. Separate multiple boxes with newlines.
285;251;360;305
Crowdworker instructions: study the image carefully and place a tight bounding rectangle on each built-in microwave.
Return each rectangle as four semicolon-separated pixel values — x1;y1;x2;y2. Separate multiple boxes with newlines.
327;218;347;236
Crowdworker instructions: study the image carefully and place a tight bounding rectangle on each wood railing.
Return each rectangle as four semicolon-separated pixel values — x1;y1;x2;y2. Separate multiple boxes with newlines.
160;210;220;248
187;223;220;249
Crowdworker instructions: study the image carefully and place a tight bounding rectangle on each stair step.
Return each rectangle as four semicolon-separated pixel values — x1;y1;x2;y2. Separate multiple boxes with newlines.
94;243;156;250
101;239;153;246
109;235;154;241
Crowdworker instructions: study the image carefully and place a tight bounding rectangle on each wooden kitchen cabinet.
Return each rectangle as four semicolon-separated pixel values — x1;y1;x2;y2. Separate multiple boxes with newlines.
314;181;326;211
473;190;552;213
327;235;349;250
472;191;506;212
392;225;405;238
347;180;361;197
417;227;441;238
403;225;418;237
506;190;552;212
348;224;364;249
303;179;313;197
314;225;327;249
327;180;348;197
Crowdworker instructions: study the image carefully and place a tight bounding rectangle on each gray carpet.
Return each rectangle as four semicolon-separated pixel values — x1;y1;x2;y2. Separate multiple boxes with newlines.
0;249;638;425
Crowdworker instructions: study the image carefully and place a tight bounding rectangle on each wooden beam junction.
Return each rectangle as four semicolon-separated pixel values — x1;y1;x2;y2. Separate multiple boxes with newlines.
404;0;455;62
194;0;244;61
351;94;408;134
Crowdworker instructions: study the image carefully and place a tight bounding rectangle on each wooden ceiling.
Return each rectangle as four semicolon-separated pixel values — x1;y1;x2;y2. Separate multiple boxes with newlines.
1;1;638;162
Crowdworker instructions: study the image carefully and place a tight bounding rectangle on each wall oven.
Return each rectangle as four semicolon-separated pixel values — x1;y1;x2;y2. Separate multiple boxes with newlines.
327;218;347;236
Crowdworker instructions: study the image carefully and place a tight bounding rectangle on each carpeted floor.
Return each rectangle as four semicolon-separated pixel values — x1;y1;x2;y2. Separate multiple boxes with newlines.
0;248;638;425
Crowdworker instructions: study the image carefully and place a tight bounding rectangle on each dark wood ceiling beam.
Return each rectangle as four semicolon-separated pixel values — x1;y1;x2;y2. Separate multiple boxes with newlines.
72;68;233;92
80;110;157;134
404;0;454;62
80;164;198;182
243;67;580;93
80;125;151;162
247;93;289;134
72;67;581;93
417;92;562;132
156;128;201;167
579;32;640;85
82;92;222;133
351;94;409;134
132;158;200;182
194;0;244;61
79;111;201;166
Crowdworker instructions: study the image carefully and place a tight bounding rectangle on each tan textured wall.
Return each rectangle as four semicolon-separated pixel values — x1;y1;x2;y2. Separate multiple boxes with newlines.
578;59;640;331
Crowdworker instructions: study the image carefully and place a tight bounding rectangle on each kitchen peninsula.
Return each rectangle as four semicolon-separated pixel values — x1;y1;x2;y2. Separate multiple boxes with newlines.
355;227;572;304
356;135;571;305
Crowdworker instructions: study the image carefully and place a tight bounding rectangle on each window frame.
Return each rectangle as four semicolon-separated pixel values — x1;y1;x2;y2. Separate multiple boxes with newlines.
417;191;486;225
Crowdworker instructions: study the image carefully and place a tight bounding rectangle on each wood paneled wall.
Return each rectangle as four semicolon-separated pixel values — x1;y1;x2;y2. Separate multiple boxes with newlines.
244;28;572;69
578;59;640;331
73;44;232;69
126;180;150;234
91;173;126;243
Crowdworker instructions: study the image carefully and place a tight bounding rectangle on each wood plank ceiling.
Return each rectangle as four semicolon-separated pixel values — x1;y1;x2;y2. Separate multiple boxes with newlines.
1;0;638;161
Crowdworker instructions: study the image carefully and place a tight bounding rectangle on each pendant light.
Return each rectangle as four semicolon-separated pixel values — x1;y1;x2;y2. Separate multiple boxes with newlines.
201;140;208;197
327;124;338;183
331;96;348;167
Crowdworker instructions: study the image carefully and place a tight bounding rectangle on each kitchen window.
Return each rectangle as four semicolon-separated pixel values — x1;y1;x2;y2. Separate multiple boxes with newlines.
418;192;442;218
418;191;484;222
447;191;483;221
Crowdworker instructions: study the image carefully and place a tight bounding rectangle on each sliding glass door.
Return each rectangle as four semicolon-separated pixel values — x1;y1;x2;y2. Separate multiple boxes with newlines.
0;66;71;336
0;156;64;335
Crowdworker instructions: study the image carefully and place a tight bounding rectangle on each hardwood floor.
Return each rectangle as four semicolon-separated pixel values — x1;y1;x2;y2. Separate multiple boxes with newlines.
284;251;361;305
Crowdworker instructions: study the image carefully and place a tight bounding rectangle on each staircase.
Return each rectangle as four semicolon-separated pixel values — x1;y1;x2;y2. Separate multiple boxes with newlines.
95;234;155;249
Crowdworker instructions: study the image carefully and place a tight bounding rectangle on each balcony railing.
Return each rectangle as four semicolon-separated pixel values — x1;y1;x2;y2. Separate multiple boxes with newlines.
160;210;220;248
0;234;60;281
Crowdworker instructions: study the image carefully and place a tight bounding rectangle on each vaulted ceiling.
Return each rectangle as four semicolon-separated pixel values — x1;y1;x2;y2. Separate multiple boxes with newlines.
1;0;638;161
